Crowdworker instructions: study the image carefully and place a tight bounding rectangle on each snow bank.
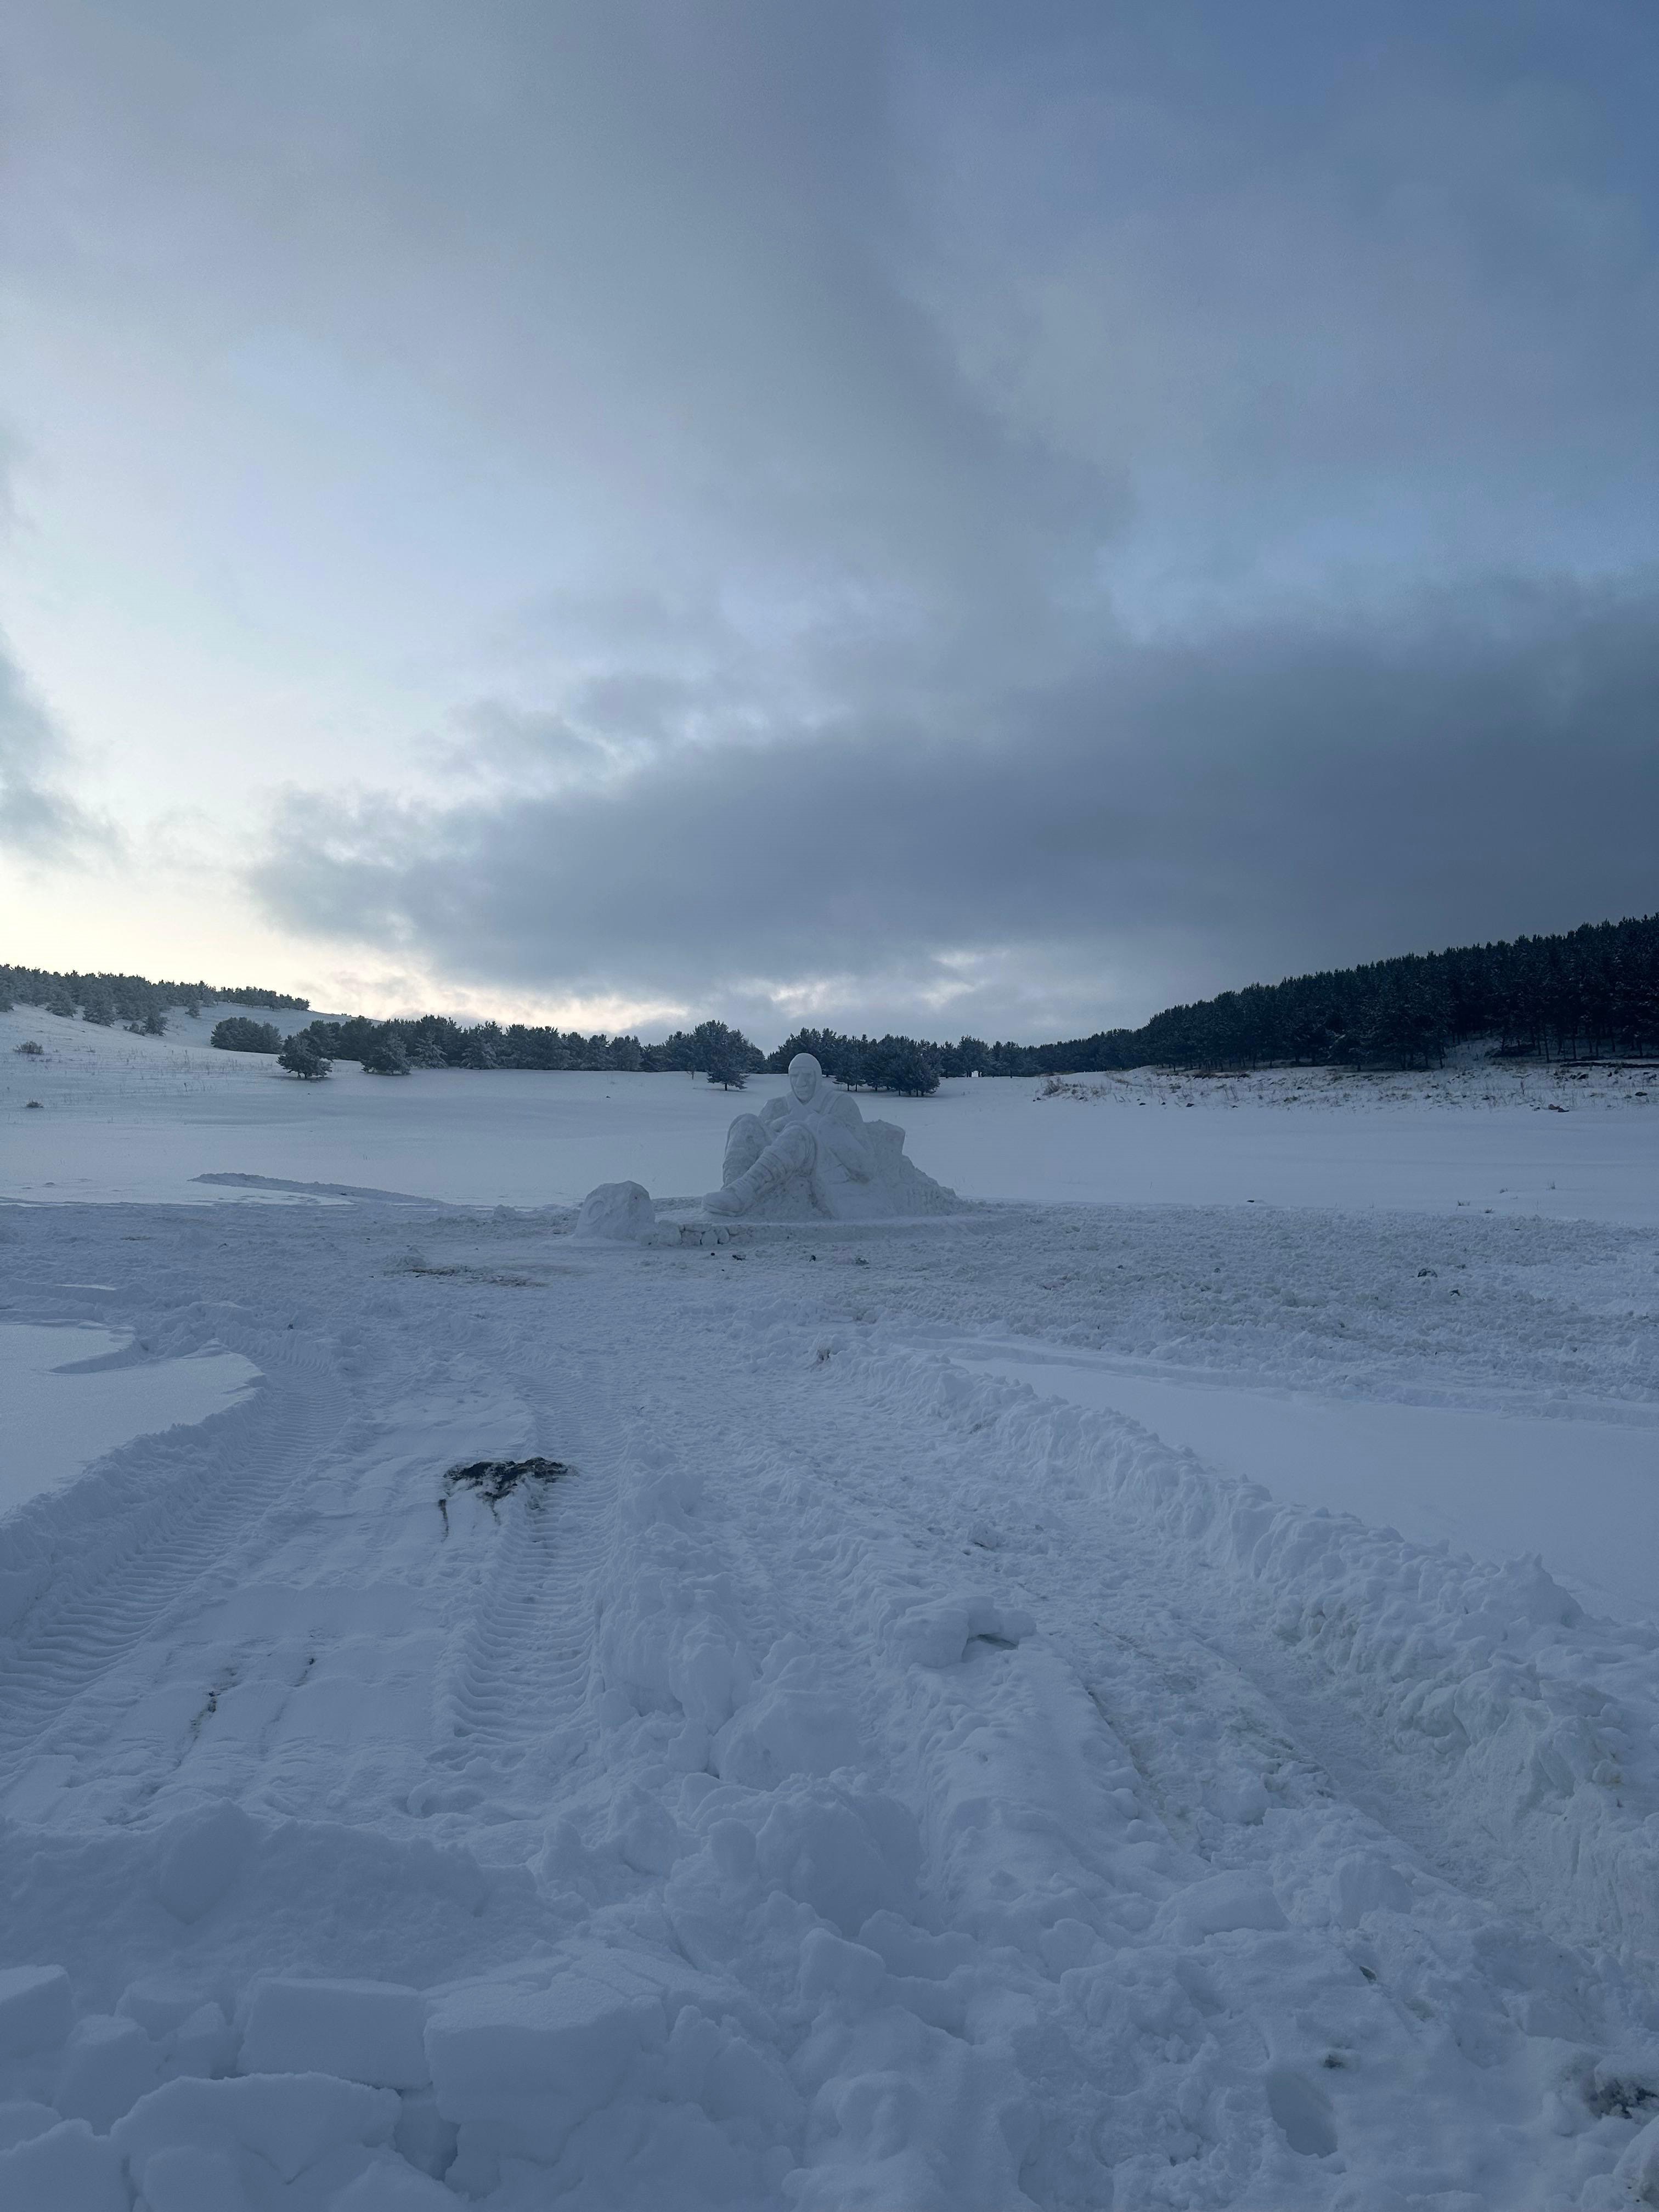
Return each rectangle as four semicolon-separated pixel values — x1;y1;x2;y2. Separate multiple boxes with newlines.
848;1337;1659;1964
955;1347;1659;1623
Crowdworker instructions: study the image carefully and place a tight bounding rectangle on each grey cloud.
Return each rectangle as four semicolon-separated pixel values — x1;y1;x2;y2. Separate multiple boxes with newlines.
0;637;106;858
0;430;104;857
251;579;1659;1039
10;6;1654;622
8;6;1655;602
912;9;1659;599
4;2;1107;625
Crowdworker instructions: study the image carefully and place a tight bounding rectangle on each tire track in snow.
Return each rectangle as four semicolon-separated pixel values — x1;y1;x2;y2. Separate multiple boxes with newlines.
419;1363;620;1814
0;1330;348;1786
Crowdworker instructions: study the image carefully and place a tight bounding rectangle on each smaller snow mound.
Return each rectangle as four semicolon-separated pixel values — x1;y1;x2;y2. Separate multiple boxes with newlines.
574;1179;658;1242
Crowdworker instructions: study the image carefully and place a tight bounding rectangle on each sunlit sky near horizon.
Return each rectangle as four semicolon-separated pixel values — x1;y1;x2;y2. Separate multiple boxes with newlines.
2;2;1656;1042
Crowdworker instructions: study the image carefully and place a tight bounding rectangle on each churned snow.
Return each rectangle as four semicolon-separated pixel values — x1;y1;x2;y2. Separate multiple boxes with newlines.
952;1348;1659;1624
1;1013;1657;2208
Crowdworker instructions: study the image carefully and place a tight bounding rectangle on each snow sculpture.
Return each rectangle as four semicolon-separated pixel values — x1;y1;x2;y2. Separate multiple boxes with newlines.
573;1180;657;1243
704;1053;954;1221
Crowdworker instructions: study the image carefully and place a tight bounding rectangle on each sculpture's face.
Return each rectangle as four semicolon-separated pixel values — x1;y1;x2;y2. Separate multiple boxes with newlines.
788;1053;821;1105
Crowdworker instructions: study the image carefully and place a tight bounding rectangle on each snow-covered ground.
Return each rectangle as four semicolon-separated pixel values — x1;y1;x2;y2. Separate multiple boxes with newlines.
5;1003;1656;1222
2;1014;1658;2208
0;1324;258;1517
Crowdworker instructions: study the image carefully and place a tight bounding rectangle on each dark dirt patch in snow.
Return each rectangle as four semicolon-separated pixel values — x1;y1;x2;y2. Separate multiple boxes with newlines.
443;1456;571;1509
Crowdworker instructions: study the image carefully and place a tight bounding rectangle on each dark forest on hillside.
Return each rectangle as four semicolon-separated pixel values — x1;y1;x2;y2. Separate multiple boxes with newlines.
775;915;1659;1086
1056;912;1659;1075
8;912;1656;1087
0;964;307;1028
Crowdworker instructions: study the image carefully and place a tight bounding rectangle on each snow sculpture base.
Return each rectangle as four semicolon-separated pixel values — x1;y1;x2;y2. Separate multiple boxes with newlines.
573;1181;742;1248
713;1118;956;1222
704;1053;956;1222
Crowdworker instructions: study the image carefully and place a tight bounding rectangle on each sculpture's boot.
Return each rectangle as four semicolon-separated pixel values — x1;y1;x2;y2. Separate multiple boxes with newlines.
707;1111;770;1214
721;1114;768;1186
704;1139;796;1217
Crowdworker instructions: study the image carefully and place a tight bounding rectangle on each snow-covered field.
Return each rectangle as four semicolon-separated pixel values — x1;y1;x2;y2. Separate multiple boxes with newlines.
4;1002;1656;1222
3;1012;1658;2208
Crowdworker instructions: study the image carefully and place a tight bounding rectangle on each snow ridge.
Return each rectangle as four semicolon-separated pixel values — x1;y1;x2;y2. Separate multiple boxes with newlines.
845;1337;1659;1966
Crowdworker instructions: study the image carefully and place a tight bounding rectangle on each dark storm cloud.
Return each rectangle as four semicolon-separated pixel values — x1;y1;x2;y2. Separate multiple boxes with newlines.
4;0;1105;610
253;579;1659;1037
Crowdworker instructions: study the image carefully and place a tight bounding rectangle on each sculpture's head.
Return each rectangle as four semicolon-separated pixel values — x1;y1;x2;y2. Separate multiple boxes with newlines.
788;1052;822;1104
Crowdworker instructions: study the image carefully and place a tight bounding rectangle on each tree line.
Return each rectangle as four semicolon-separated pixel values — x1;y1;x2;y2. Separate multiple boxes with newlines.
0;964;307;1031
771;915;1659;1080
1063;912;1659;1073
13;911;1657;1081
225;1013;771;1083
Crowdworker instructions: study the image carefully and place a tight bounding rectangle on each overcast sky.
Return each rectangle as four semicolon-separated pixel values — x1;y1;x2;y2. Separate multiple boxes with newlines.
2;2;1656;1040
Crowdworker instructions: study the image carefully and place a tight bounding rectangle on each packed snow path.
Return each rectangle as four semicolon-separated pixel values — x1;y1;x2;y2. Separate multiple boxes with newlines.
2;1198;1658;2208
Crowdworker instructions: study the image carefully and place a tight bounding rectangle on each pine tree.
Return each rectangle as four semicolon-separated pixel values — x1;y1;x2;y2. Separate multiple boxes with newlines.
211;1017;283;1053
277;1036;332;1080
362;1034;411;1076
706;1048;747;1090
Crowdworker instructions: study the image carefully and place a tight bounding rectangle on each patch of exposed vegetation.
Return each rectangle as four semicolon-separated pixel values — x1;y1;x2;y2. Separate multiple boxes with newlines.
443;1456;570;1510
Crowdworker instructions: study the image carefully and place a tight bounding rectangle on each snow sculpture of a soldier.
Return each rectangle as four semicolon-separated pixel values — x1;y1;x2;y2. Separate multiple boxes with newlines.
704;1052;955;1221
